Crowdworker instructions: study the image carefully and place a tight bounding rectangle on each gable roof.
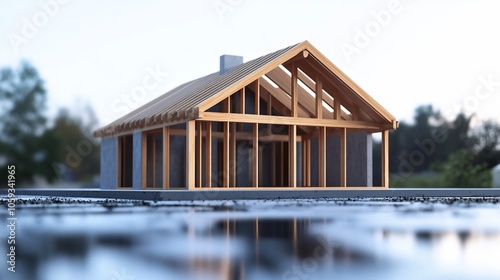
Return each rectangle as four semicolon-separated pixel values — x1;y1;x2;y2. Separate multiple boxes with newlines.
94;41;397;138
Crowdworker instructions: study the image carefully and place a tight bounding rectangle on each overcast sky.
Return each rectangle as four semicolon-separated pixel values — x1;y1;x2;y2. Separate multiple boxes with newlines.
1;0;499;128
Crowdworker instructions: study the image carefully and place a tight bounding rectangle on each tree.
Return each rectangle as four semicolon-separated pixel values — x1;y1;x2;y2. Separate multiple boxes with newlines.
434;149;491;188
49;107;100;182
0;62;60;185
472;119;500;169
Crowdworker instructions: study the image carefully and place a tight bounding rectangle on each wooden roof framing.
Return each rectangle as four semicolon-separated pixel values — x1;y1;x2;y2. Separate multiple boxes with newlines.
94;41;397;138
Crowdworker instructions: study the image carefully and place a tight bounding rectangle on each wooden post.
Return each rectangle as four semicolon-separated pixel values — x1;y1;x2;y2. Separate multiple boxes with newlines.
205;122;212;188
230;122;236;187
291;63;298;117
289;125;297;187
271;142;276;186
255;80;260;115
223;121;230;187
163;126;170;189
301;138;306;187
197;122;203;188
186;120;196;190
316;79;323;119
340;127;347;187
141;133;147;189
306;139;311;186
117;137;122;188
240;87;245;114
382;130;389;188
319;126;326;187
267;91;272;134
253;123;259;188
334;99;341;120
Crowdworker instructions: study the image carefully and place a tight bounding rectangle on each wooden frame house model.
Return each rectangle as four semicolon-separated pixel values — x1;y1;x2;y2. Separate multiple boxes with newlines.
94;41;398;190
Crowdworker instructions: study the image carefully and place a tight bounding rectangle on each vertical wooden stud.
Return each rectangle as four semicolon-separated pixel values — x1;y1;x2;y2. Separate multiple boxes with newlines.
205;122;212;188
289;125;297;188
230;122;236;187
340;127;347;187
382;130;389;188
164;126;170;189
197;122;203;188
240;87;245;114
255;80;260;115
253;123;259;188
141;133;147;189
316;79;323;119
223;121;230;187
319;126;326;187
186;120;196;190
334;99;341;120
291;63;298;117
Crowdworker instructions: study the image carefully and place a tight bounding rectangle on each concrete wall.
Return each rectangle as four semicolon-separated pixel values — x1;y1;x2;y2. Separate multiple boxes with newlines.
132;131;142;190
493;164;500;188
311;132;372;187
100;137;117;189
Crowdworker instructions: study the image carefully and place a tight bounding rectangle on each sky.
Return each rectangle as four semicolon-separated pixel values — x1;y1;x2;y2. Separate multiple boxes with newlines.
1;0;500;128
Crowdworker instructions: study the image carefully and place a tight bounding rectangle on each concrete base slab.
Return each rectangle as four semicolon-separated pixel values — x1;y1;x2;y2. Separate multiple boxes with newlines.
2;188;500;201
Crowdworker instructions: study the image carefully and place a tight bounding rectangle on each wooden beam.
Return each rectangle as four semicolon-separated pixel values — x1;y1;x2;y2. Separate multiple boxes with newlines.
253;123;259;188
255;79;260;115
305;139;311;186
267;88;272;134
240;87;245;114
382;130;389;188
199;112;387;131
316;79;323;119
186;121;196;190
197;122;203;188
340;127;347;187
205;122;212;188
319;126;326;187
271;142;276;186
289;125;297;187
141;133;147;189
163;126;170;189
334;99;341;120
223;121;230;187
280;142;284;186
291;63;298;117
116;137;122;188
230;122;236;187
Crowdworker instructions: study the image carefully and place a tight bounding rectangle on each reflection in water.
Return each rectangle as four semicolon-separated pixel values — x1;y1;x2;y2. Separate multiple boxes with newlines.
2;200;500;280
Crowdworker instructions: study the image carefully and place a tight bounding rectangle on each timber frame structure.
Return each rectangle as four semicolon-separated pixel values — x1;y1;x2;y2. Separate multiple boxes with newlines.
94;41;398;190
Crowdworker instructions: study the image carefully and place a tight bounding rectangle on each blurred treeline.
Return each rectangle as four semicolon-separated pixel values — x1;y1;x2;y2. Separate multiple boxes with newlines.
0;62;100;188
374;105;500;187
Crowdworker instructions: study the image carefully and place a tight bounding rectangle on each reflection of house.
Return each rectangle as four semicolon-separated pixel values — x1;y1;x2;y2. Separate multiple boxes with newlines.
94;41;398;190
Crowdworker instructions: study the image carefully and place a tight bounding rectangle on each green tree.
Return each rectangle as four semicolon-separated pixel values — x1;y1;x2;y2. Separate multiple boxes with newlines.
49;107;100;182
472;119;500;169
435;149;491;188
0;62;60;185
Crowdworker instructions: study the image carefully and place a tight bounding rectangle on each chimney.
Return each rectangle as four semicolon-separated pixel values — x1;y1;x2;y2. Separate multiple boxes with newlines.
219;54;243;75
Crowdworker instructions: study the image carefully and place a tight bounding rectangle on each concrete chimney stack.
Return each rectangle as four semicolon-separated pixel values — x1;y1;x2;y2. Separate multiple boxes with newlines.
219;54;243;75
